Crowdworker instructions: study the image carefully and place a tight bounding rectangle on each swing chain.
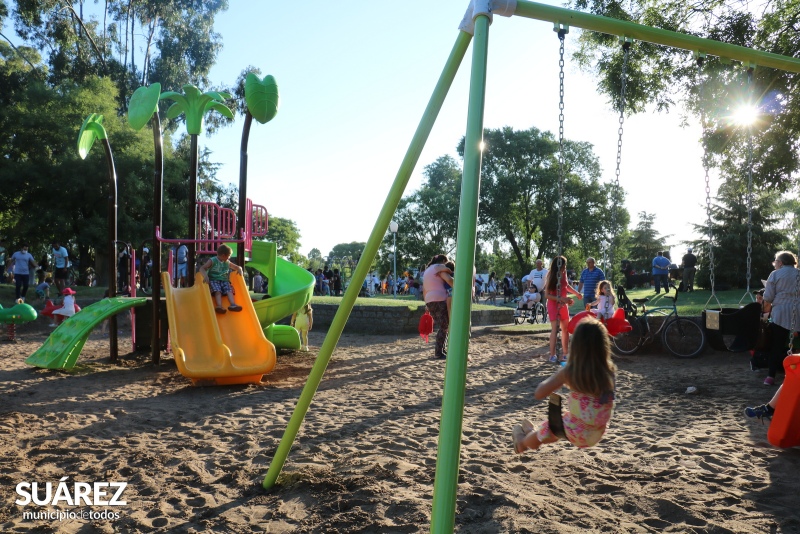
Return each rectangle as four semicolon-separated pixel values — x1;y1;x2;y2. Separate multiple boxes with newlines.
610;40;631;286
744;67;755;296
698;55;720;309
555;27;567;358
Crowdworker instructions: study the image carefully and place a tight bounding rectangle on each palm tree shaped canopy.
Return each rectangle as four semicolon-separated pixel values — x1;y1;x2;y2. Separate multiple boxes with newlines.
160;84;233;135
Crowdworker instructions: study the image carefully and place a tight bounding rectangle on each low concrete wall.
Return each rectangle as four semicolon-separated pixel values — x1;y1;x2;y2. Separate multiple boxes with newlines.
308;304;514;335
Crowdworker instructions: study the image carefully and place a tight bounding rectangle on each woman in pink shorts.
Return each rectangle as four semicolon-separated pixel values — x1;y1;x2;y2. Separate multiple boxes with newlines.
544;255;583;362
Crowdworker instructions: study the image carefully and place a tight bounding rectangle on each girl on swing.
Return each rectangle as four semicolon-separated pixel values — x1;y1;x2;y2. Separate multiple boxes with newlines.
513;318;616;452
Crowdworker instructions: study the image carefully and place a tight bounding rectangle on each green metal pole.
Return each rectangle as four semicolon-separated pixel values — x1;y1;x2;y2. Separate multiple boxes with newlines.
430;13;490;534
515;0;800;73
262;30;473;490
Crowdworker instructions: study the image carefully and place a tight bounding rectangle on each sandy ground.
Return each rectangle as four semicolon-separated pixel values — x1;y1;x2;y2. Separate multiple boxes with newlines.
1;317;799;533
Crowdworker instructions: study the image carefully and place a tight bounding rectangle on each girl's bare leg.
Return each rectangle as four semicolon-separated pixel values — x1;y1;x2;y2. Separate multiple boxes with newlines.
560;318;570;355
549;321;558;355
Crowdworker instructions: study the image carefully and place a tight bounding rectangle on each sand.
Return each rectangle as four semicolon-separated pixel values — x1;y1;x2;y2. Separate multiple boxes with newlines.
1;318;799;533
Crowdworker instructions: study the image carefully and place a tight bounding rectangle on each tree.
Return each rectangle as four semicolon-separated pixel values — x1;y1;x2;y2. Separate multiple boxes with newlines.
569;0;800;193
458;126;628;274
264;216;303;264
6;1;229;111
626;211;670;274
690;179;785;290
389;155;462;268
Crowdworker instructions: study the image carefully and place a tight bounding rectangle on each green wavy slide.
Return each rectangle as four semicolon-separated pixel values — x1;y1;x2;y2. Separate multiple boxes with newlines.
26;297;147;369
247;241;315;350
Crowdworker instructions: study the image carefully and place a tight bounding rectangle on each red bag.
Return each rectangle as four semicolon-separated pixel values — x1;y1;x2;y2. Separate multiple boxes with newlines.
419;310;434;343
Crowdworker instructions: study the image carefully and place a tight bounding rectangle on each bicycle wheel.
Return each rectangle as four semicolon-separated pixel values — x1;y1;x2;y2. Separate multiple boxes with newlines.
612;317;643;355
662;318;705;358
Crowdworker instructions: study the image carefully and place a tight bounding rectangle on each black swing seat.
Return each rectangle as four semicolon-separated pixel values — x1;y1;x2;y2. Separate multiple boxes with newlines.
548;394;568;440
702;302;762;352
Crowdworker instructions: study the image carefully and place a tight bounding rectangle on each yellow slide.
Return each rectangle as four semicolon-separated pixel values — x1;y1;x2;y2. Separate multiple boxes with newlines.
161;272;276;386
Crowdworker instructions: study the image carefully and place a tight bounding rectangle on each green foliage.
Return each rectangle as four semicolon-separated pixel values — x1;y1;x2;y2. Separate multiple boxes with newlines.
690;180;785;289
568;0;800;194
266;216;303;264
625;211;670;273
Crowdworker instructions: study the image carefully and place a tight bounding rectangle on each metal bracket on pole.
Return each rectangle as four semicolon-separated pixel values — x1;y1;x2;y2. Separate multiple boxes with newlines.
553;22;569;35
459;0;517;35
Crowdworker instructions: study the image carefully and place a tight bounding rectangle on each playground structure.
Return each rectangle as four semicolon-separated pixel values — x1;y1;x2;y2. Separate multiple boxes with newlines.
0;301;37;342
252;1;800;532
26;72;314;382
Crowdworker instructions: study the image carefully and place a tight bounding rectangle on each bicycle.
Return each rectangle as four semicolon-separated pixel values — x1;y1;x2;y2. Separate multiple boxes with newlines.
612;284;706;358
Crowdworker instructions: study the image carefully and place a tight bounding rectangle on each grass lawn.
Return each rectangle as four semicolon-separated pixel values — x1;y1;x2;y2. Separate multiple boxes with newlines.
3;281;757;321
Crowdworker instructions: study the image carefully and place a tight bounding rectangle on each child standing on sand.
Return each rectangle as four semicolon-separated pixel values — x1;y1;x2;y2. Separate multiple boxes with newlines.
291;303;313;352
198;244;244;314
513;318;616;452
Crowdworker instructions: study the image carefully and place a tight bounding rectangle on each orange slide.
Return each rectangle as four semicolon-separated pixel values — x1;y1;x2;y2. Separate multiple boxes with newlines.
768;354;800;448
161;272;276;386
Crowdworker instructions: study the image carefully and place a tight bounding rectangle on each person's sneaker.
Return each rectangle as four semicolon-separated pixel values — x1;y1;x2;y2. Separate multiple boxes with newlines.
512;424;527;454
558;355;568;363
764;376;775;386
521;419;535;434
744;404;774;420
548;355;558;363
228;304;243;312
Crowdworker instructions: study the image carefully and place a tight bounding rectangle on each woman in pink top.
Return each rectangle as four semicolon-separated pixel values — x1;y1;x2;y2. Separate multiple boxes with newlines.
422;254;454;360
544;255;583;362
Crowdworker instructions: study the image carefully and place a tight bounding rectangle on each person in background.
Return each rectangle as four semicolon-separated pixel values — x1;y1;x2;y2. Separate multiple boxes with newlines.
291;303;313;351
51;241;69;294
176;243;188;287
578;257;605;309
35;277;52;300
8;243;37;302
253;271;264;294
332;269;343;296
761;250;800;386
544;255;583;362
50;287;78;327
0;239;6;283
422;254;454;360
486;271;498;305
528;259;548;302
681;247;697;292
651;251;671;294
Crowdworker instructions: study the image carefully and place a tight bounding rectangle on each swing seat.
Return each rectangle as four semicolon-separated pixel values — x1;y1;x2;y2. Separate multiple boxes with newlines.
548;394;567;440
768;355;800;448
568;308;631;337
702;302;761;352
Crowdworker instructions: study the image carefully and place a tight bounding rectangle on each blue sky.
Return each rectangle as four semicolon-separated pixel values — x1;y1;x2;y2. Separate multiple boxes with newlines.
203;1;716;261
6;1;720;261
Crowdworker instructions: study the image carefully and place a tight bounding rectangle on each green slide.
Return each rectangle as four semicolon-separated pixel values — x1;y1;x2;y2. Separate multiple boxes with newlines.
248;241;314;350
26;297;147;369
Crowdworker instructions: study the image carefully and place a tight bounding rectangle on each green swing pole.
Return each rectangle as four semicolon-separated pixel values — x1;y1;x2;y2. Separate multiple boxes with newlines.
514;0;800;73
262;29;473;490
430;12;490;533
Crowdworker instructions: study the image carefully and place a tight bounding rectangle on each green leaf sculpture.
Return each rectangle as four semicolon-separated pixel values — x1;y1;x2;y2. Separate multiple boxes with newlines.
77;113;108;159
245;73;279;124
128;83;162;131
159;84;234;135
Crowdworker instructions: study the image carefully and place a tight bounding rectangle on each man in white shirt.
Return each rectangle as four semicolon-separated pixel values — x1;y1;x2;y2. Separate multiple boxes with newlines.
528;259;548;298
51;241;70;293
